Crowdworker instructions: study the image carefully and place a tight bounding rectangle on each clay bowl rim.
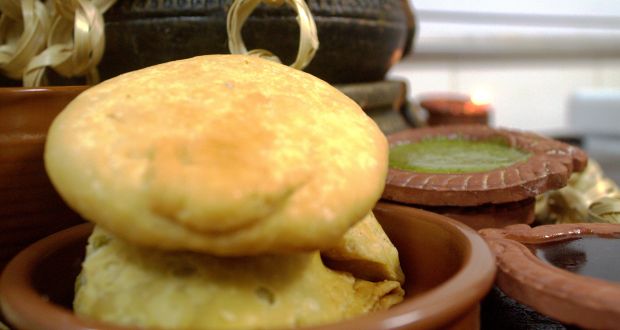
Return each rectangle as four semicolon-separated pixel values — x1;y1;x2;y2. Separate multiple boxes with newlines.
0;203;496;330
480;223;620;329
0;85;88;95
383;125;588;207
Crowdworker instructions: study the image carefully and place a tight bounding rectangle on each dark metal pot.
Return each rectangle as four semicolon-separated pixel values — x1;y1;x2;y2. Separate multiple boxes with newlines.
100;0;416;84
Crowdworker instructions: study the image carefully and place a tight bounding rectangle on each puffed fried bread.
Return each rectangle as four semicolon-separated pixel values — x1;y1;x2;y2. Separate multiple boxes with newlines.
45;55;388;256
74;226;404;330
322;212;405;284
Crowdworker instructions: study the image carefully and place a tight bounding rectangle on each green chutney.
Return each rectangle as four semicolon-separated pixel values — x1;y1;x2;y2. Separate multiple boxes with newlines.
389;138;531;174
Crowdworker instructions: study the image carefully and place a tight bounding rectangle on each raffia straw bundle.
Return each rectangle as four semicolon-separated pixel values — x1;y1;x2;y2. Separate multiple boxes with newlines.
1;0;317;86
0;0;50;82
24;0;116;86
227;0;318;70
536;159;620;224
0;0;115;87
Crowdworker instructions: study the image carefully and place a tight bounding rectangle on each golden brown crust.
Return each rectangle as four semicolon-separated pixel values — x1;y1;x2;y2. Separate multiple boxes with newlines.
44;55;388;256
74;226;404;330
321;212;405;283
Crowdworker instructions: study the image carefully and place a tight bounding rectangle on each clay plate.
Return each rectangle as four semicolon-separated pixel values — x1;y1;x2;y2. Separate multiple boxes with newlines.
384;125;588;207
480;223;620;329
0;203;496;330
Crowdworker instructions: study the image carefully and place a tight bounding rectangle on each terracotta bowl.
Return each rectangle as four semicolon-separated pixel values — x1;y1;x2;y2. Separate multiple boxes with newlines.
0;203;495;330
0;87;88;270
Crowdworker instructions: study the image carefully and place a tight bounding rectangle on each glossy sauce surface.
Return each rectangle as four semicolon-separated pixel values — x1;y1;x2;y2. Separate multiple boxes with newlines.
531;235;620;282
389;138;531;174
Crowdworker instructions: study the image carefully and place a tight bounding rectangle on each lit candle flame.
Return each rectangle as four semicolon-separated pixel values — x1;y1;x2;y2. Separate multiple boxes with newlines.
470;91;491;107
463;91;491;115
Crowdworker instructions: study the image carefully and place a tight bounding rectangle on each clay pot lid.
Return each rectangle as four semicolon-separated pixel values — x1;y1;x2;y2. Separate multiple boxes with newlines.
383;125;588;207
480;223;620;329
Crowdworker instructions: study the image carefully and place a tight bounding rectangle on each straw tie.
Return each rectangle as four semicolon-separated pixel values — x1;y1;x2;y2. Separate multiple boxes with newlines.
23;0;115;87
227;0;318;70
0;0;50;81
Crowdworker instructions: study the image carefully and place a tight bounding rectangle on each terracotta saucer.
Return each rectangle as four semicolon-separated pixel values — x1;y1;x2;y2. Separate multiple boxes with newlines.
382;125;587;229
480;223;620;329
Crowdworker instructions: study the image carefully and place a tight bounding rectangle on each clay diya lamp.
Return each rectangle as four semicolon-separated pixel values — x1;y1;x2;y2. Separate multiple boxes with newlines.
480;223;620;329
0;203;496;330
419;93;490;126
383;125;588;230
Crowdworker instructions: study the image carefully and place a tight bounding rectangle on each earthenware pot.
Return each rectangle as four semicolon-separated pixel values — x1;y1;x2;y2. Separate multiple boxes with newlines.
0;203;496;330
0;86;87;270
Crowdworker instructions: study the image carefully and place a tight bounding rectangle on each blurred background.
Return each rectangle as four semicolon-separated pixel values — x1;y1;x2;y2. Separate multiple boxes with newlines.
391;0;620;182
2;0;618;181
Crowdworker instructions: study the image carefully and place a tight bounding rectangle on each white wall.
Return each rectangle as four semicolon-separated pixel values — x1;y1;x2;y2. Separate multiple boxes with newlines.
390;58;620;132
390;0;620;133
411;0;620;16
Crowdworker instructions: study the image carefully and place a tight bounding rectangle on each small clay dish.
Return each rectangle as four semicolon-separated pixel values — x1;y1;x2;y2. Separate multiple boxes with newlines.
0;87;87;270
383;125;588;229
419;93;490;126
480;223;620;329
0;203;496;330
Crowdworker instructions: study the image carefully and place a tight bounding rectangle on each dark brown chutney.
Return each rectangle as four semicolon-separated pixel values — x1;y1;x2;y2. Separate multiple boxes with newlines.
527;235;620;283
